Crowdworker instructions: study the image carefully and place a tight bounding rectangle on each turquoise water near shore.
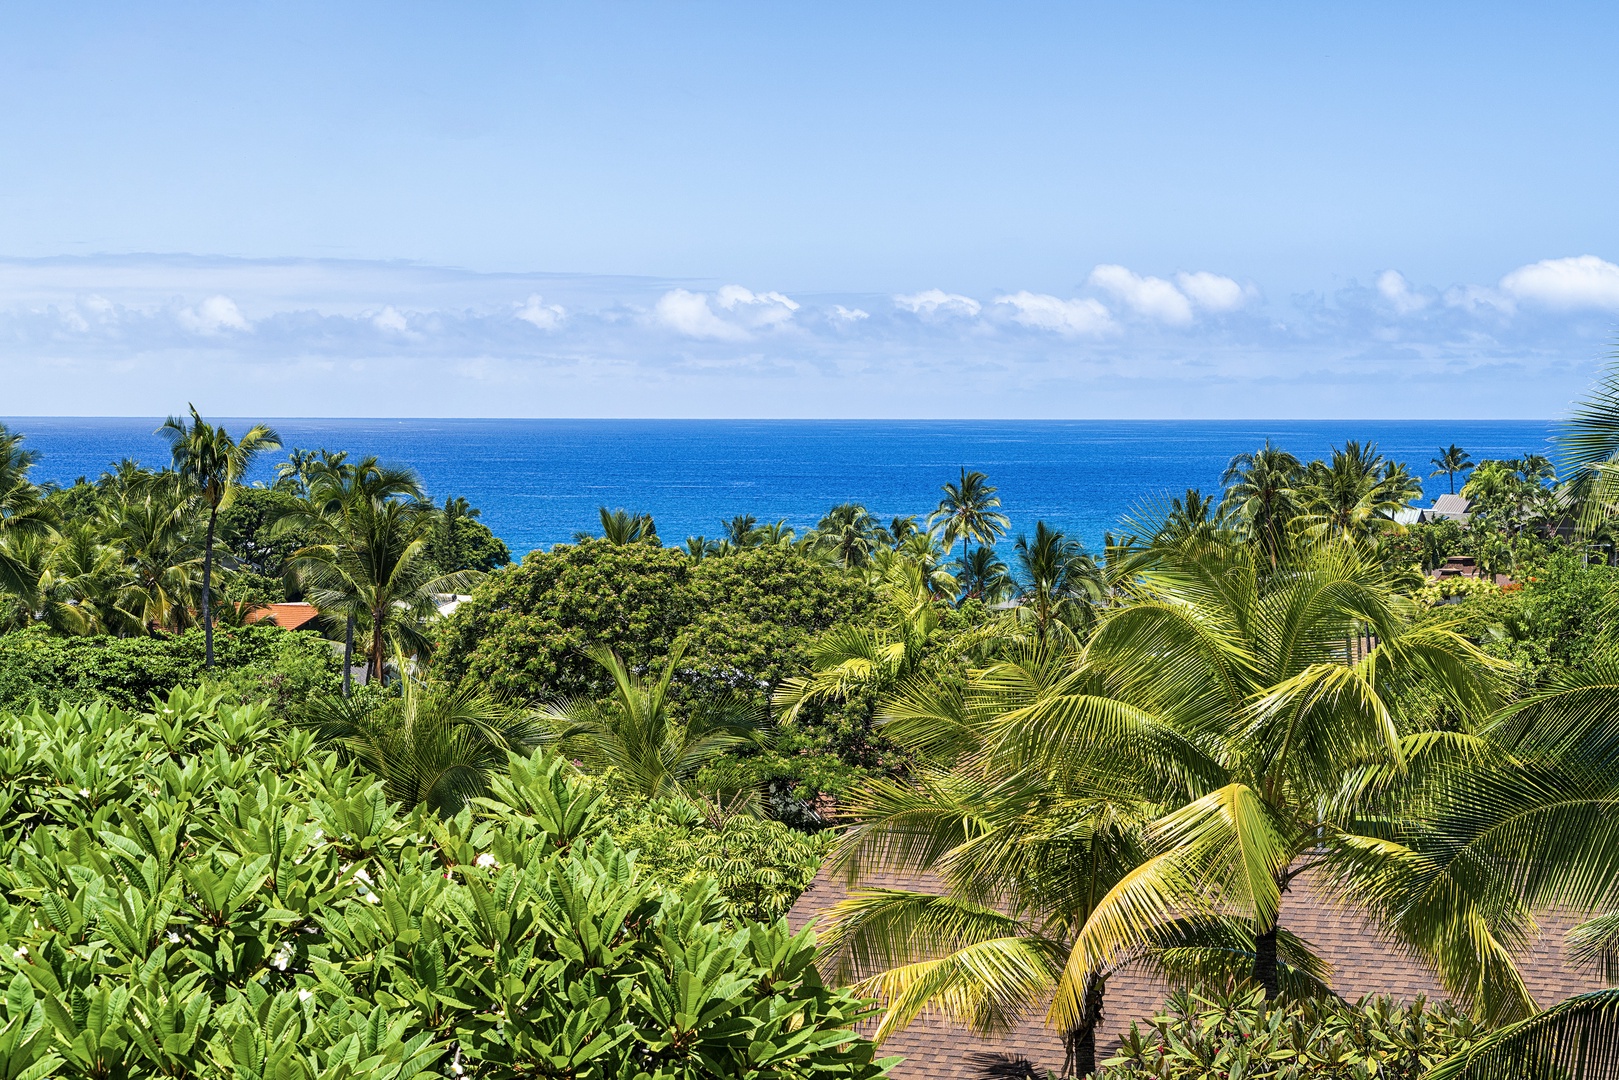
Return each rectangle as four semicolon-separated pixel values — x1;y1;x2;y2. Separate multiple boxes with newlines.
2;418;1556;558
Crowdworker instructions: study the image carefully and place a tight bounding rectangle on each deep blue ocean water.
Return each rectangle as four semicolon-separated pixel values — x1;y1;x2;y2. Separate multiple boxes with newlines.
1;418;1557;558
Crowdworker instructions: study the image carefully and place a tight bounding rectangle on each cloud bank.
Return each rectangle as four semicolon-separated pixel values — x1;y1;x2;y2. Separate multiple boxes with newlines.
0;253;1614;418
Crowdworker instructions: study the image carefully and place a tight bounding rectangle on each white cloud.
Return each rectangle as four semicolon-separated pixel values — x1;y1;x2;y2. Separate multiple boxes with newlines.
515;294;565;329
714;285;799;329
177;295;249;335
1500;255;1619;310
995;292;1114;336
831;305;869;321
1176;270;1248;313
654;288;749;340
894;289;982;317
1376;270;1430;315
372;306;410;334
1087;265;1193;324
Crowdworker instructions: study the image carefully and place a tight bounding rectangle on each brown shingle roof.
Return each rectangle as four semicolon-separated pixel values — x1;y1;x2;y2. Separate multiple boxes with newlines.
789;864;1605;1080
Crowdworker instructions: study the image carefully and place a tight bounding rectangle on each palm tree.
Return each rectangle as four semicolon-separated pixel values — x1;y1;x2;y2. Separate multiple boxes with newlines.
820;769;1152;1077
881;530;958;599
888;515;920;546
957;545;1013;605
578;506;658;545
1010;521;1104;641
1010;536;1513;1023
44;523;118;631
774;560;944;721
0;533;94;633
930;469;1010;563
813;503;886;569
539;639;763;800
1222;441;1303;563
1398;658;1619;1078
758;519;796;546
160;406;281;669
1560;356;1619;536
279;456;424;695
294;494;481;684
1431;444;1474;495
1157;488;1223;548
273;447;326;493
429;494;497;571
1462;460;1531;537
722;513;758;547
0;424;51;543
103;476;205;635
820;643;1329;1077
1296;441;1418;544
303;670;539;816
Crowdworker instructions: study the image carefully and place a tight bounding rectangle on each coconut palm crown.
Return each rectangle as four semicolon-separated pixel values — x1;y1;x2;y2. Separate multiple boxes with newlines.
930;468;1010;563
160;406;281;669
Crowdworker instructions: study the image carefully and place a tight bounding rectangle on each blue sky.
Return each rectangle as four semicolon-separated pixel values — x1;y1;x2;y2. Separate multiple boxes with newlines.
2;2;1616;417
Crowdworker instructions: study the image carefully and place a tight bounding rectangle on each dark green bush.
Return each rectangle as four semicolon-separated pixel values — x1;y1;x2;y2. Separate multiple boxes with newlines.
0;625;340;712
434;541;876;702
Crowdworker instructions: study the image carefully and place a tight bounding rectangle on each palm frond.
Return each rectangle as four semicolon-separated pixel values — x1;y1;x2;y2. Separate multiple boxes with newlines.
1427;988;1619;1080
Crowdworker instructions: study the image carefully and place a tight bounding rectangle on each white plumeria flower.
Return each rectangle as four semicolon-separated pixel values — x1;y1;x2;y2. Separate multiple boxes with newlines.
297;989;313;1002
353;866;373;884
363;891;381;905
474;853;498;869
78;788;90;797
270;942;293;971
166;932;181;944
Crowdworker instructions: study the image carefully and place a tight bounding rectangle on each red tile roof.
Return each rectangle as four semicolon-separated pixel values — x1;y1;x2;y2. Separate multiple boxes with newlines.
788;864;1605;1080
243;602;322;631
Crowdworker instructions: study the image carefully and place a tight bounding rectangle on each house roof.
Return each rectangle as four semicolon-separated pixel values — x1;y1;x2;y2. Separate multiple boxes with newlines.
1430;493;1472;520
243;602;322;631
788;863;1604;1080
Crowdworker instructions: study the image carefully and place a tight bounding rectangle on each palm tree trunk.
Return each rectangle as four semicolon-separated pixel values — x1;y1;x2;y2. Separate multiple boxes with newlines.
342;612;355;697
371;610;385;684
1062;972;1106;1078
1253;922;1279;999
202;508;216;670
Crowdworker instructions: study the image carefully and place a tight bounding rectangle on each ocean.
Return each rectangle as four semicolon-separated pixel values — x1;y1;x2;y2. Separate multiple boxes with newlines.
1;418;1557;558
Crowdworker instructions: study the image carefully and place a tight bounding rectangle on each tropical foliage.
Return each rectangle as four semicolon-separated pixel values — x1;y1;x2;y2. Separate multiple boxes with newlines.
1098;988;1485;1079
0;689;891;1080
12;382;1619;1080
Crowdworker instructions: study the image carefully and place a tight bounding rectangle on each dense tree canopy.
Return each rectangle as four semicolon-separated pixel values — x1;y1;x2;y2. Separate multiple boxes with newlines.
435;540;876;702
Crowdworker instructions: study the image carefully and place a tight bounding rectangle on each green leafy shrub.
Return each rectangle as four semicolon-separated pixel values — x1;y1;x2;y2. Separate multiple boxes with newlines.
603;795;831;923
0;625;340;712
1414;552;1619;681
1099;988;1483;1080
0;688;890;1080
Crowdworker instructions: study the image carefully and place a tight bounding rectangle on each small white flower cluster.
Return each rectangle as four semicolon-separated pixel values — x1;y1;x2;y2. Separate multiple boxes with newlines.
270;941;294;971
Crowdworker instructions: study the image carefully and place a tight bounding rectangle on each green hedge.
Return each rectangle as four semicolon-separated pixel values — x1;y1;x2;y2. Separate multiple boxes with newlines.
0;625;340;712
